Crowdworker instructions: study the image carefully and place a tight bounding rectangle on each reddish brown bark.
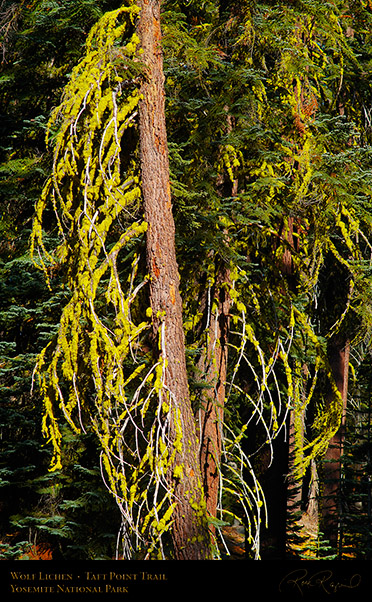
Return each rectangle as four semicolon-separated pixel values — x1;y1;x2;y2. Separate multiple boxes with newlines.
197;266;231;525
196;120;236;526
321;337;349;546
137;0;211;560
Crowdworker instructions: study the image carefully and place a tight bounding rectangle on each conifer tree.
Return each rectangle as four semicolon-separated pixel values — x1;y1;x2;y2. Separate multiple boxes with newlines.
3;0;372;561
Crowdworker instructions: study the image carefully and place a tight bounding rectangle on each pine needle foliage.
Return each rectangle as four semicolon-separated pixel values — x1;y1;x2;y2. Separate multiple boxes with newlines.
30;2;268;559
162;0;372;556
1;0;124;559
3;0;372;560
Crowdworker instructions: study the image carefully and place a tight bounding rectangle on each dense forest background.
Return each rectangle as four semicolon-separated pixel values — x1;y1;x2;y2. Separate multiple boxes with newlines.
1;0;372;561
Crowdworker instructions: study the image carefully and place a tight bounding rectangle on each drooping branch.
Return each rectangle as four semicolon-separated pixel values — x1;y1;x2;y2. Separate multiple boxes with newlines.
30;3;212;560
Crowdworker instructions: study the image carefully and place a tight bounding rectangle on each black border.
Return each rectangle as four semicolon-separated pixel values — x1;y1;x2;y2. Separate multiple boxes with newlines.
1;560;370;601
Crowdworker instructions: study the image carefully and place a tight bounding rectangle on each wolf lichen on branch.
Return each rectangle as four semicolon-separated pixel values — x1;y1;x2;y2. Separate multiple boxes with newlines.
30;4;182;559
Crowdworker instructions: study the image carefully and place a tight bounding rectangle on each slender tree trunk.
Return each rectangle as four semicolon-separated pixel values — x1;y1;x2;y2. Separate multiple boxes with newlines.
196;121;236;525
276;217;306;552
286;373;306;515
197;265;231;524
137;0;211;560
279;219;317;555
321;336;349;549
318;23;353;553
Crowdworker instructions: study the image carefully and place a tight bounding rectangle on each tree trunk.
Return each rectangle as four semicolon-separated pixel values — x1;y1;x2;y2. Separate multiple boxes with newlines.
286;380;306;515
196;116;236;526
137;0;211;560
197;265;231;525
276;217;306;553
321;336;349;549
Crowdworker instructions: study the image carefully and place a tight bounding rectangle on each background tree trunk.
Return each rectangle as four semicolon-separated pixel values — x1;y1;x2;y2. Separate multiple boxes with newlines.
197;265;231;525
321;336;349;549
196;118;236;526
137;0;211;560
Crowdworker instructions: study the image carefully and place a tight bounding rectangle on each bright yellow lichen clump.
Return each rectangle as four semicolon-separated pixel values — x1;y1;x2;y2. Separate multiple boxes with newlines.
31;4;179;560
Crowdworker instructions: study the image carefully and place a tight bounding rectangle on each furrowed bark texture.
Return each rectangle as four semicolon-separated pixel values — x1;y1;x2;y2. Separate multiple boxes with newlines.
137;0;211;560
321;337;349;547
197;266;231;524
196;134;235;525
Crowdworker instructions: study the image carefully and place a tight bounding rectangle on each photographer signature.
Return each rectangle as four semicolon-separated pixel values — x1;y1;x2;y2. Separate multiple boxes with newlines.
279;569;362;596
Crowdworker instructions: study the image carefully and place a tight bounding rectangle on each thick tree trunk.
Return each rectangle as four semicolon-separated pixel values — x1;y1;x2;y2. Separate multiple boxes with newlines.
137;0;211;560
